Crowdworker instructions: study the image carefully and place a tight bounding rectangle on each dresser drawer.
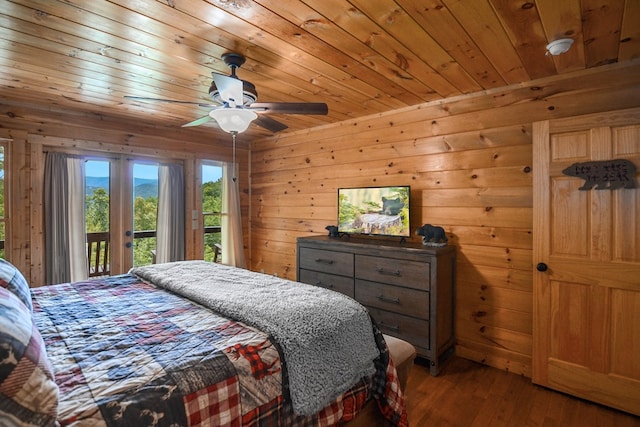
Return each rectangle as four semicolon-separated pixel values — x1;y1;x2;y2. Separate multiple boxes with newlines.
367;307;429;352
299;269;354;298
355;279;429;320
299;247;354;277
355;255;430;290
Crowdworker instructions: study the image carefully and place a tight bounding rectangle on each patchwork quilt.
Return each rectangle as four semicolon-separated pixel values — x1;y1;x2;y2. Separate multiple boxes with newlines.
131;261;380;416
31;274;407;426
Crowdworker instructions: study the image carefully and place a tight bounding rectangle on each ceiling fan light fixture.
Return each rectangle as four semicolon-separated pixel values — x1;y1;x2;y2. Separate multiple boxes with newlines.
546;38;574;56
209;108;257;133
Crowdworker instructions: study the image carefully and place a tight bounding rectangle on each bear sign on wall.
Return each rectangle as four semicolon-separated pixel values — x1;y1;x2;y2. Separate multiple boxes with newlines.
562;159;637;190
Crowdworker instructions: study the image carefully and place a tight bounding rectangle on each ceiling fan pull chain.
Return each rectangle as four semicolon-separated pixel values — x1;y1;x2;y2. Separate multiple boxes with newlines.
232;132;237;183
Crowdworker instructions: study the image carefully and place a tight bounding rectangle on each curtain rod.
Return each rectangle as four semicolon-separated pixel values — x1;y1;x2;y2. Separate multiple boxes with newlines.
43;151;183;166
42;150;120;161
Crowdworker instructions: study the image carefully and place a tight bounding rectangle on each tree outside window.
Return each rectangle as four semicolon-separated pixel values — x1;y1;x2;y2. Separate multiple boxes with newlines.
202;164;222;262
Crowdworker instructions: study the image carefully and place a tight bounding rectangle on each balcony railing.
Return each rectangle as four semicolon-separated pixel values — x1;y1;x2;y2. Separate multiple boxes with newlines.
86;226;221;277
87;231;110;277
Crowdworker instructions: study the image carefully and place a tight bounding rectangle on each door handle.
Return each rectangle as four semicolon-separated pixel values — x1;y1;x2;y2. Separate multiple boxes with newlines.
536;262;548;272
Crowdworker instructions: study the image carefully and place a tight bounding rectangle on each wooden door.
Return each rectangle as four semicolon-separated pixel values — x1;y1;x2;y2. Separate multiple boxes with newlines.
533;109;640;416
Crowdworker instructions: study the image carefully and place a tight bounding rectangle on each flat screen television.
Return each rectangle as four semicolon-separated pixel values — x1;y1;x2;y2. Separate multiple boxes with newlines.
338;185;411;238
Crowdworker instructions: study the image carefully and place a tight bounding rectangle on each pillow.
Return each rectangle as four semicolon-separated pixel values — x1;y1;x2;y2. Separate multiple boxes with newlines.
0;287;59;426
0;258;33;313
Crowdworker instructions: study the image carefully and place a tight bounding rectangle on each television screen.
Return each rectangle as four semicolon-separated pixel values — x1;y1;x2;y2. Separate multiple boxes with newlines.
338;186;411;237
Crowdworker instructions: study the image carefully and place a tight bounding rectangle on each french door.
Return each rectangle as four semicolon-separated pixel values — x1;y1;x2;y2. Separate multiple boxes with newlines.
85;157;160;276
532;110;640;415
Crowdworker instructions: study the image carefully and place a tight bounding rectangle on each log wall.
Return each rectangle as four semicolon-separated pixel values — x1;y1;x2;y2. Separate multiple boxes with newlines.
1;60;639;375
250;60;640;375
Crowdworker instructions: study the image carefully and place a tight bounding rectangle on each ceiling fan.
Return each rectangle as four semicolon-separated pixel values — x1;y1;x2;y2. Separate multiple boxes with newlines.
124;53;328;134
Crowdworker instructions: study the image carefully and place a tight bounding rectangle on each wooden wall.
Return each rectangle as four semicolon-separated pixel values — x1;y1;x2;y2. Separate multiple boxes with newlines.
0;104;251;286
250;60;640;375
1;59;639;375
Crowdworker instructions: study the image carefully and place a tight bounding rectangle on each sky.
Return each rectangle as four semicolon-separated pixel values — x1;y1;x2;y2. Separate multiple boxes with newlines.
85;160;222;183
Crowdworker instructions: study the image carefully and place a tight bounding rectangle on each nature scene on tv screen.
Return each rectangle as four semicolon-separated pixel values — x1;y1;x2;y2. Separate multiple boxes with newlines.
338;186;410;236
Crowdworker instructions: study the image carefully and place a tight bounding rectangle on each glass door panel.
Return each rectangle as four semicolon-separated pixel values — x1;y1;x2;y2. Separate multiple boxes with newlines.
85;160;110;277
202;163;223;262
132;163;159;267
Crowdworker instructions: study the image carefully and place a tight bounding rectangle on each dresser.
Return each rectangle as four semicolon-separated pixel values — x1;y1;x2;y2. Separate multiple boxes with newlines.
296;235;455;375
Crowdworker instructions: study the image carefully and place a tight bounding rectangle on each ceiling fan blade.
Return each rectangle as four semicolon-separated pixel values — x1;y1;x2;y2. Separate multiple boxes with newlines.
182;115;213;127
124;95;218;108
211;72;243;106
253;115;288;132
250;102;328;115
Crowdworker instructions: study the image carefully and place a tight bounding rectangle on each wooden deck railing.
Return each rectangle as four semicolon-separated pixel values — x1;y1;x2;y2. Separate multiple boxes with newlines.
86;226;221;277
87;231;110;277
0;228;222;277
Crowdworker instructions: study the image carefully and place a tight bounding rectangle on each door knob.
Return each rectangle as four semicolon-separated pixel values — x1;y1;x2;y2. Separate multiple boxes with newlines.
536;262;548;272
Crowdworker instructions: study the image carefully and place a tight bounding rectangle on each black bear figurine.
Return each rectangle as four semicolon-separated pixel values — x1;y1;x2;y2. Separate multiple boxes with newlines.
325;225;340;238
415;224;448;247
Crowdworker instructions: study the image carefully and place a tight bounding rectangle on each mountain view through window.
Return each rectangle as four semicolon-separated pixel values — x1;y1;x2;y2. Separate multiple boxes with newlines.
85;161;222;267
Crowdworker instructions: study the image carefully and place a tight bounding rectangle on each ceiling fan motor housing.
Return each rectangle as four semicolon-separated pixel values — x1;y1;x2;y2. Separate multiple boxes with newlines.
208;80;257;106
209;52;258;106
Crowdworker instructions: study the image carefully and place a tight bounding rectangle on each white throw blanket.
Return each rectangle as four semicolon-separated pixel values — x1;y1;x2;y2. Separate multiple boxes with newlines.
131;261;379;415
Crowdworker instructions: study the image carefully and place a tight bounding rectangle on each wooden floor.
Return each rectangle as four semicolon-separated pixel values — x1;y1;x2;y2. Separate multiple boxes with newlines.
404;357;639;427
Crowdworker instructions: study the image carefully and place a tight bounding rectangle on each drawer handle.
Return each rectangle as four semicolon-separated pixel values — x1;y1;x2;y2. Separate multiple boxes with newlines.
315;258;335;265
376;268;400;276
315;281;334;289
377;294;400;304
379;321;400;332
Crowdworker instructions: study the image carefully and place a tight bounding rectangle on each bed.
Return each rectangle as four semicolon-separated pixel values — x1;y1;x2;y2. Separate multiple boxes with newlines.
0;259;414;426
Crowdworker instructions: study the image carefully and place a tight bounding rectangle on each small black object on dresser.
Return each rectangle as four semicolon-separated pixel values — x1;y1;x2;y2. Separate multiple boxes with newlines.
296;235;456;375
325;225;340;237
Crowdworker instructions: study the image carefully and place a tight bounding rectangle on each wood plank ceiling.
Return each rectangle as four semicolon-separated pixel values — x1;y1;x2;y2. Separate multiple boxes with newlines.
1;0;638;142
